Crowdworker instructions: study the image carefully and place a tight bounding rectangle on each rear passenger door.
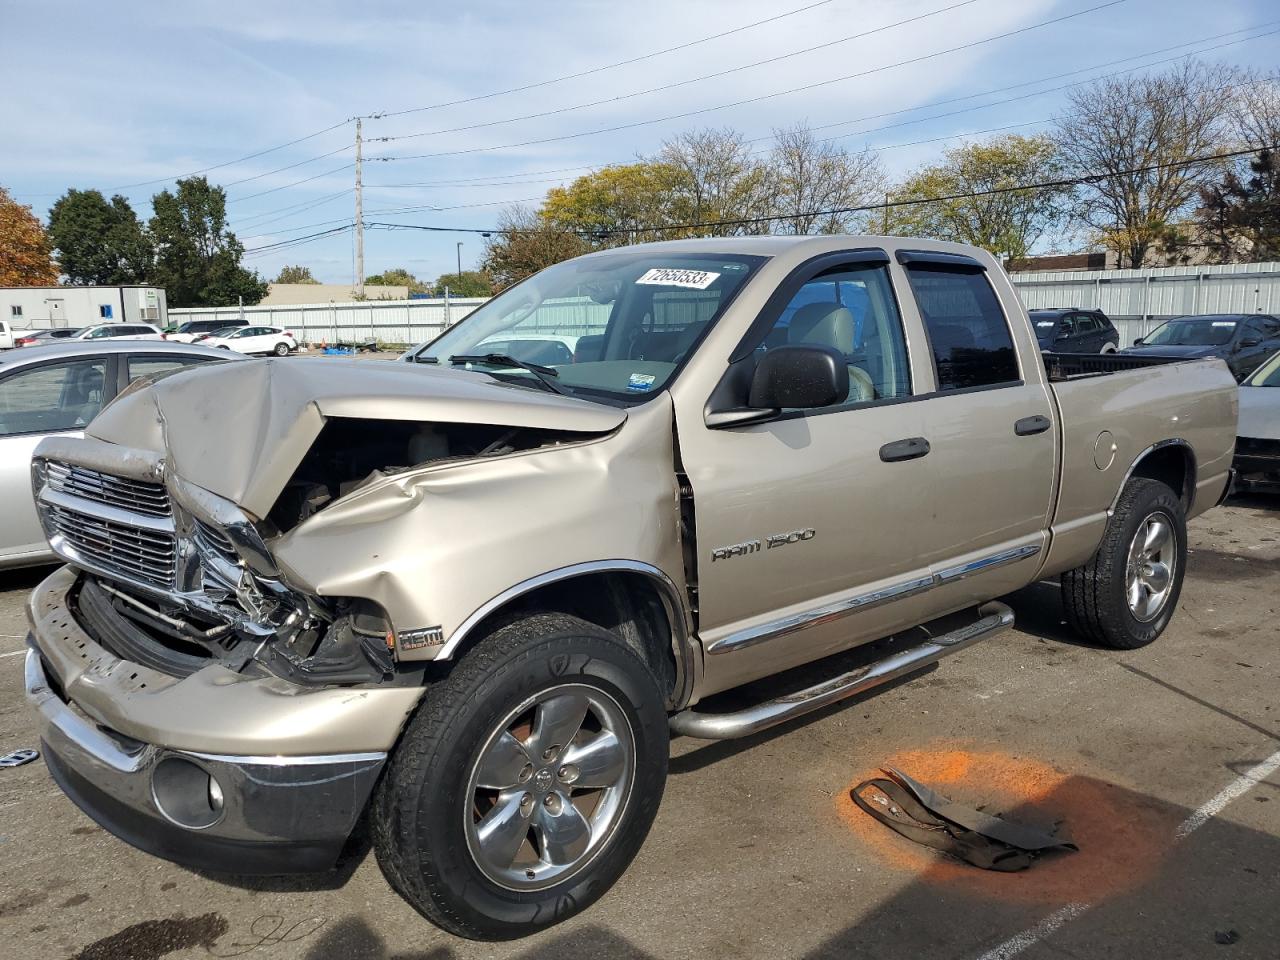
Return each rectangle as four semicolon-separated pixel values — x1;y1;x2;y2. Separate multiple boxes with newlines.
895;251;1056;613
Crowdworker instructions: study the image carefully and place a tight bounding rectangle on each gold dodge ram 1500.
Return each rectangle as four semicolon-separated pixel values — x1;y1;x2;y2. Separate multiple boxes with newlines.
24;236;1237;939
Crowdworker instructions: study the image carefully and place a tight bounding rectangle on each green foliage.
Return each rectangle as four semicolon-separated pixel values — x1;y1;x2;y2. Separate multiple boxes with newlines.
366;267;427;294
274;264;319;284
148;176;267;307
540;162;690;244
48;189;151;285
432;270;493;297
886;135;1068;260
1197;149;1280;261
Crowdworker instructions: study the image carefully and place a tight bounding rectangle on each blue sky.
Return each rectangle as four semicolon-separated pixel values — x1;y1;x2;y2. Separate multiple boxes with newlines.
2;0;1277;284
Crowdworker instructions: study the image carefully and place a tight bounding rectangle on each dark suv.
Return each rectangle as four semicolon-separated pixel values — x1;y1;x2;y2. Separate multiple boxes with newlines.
1029;308;1120;353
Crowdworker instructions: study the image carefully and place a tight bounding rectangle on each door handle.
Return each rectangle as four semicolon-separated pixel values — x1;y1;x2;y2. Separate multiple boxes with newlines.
879;437;931;462
1014;415;1051;436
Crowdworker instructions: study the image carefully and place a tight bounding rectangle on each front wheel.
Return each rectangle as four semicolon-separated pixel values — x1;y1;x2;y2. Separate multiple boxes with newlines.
1061;477;1187;649
371;613;669;940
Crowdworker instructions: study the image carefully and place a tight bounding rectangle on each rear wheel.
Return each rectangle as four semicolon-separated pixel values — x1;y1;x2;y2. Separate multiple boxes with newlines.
1061;478;1187;649
371;613;668;940
273;341;290;356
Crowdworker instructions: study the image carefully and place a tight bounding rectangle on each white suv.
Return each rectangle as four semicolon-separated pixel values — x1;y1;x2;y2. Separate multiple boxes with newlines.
74;323;163;342
204;325;298;356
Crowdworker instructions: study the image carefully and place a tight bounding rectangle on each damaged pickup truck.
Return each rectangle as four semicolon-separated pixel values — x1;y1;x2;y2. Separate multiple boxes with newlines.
24;237;1237;940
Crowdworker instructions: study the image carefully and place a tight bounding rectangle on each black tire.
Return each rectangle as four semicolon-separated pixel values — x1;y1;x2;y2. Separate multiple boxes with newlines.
371;613;668;940
1060;477;1187;649
273;341;290;356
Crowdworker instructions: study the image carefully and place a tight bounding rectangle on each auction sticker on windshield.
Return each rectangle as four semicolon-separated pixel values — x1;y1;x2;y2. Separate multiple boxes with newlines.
636;268;720;289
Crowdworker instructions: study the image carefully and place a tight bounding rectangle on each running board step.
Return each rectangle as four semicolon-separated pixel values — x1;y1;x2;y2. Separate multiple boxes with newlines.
669;601;1014;740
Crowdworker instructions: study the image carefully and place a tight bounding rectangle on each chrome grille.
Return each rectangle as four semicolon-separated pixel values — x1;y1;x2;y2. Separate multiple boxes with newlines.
195;519;237;556
47;503;177;587
45;461;171;518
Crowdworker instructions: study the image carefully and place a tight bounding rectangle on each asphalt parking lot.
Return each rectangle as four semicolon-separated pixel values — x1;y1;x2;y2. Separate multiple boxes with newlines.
1;495;1276;960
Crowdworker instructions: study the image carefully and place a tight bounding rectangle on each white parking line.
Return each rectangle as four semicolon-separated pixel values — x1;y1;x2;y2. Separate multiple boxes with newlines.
974;747;1280;960
0;649;27;659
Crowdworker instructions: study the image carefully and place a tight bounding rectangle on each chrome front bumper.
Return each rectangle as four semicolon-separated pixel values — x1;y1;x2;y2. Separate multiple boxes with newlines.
26;649;384;874
22;567;425;874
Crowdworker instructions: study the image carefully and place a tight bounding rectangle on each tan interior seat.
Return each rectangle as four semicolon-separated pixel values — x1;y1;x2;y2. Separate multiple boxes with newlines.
787;302;875;403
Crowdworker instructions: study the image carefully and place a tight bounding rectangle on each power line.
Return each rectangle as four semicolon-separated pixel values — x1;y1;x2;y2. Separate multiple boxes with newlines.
219;145;352;188
365;145;1276;238
242;223;354;256
227;163;355;203
373;0;1126;163
374;0;984;143
231;188;353;228
369;0;841;120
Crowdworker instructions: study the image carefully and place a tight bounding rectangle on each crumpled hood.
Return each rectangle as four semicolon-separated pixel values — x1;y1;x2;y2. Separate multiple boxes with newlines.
1237;386;1280;441
85;357;625;517
1121;344;1221;359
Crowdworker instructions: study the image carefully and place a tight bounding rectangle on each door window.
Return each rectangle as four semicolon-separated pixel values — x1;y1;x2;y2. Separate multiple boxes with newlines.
904;267;1019;391
0;360;109;437
128;356;210;383
751;263;910;408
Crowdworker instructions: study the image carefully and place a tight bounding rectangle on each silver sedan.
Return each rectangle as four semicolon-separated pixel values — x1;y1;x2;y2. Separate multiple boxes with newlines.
0;340;244;569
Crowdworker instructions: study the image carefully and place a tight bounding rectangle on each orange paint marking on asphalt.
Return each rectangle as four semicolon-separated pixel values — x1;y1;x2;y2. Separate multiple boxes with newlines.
835;743;1181;904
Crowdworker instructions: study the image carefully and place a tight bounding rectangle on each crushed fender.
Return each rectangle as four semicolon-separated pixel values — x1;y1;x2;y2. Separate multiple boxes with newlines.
851;766;1077;872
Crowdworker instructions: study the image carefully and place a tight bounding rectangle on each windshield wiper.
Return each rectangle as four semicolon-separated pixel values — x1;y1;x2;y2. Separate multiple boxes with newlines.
448;353;571;395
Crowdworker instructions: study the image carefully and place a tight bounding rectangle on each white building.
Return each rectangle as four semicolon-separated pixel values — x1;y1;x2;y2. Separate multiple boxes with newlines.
0;285;167;330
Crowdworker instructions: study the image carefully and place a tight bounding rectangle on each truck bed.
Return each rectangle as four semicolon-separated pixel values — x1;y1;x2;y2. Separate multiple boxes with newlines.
1042;351;1187;381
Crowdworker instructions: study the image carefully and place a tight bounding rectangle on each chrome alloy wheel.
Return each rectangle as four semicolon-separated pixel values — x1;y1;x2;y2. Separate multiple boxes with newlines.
464;683;636;891
1126;512;1177;622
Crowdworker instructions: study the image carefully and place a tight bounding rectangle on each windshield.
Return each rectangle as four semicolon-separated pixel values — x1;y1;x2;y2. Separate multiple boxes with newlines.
413;251;763;402
1029;312;1059;344
1246;350;1280;386
1143;317;1238;346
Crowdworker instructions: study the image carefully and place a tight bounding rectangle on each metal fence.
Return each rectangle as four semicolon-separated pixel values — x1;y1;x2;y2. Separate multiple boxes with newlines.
1010;261;1280;345
167;297;490;347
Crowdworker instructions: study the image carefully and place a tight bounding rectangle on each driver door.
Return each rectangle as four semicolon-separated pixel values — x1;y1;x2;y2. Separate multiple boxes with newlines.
674;252;938;696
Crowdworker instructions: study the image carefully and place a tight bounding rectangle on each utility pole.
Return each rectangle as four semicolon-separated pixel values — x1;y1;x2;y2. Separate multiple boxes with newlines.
354;117;365;299
456;241;463;283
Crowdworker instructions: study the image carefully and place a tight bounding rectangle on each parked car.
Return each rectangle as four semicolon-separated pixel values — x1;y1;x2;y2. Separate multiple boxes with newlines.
165;317;248;344
1029;308;1119;353
1122;313;1280;380
0;341;242;569
14;329;84;348
0;319;34;350
1233;349;1280;494
62;322;165;342
23;237;1236;940
202;324;297;356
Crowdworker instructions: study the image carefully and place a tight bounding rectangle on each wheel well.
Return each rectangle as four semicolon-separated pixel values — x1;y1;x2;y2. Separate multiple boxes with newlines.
438;572;681;702
1128;443;1195;510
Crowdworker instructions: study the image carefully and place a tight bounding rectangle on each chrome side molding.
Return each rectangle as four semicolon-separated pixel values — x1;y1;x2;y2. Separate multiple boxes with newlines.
707;543;1038;655
669;601;1014;740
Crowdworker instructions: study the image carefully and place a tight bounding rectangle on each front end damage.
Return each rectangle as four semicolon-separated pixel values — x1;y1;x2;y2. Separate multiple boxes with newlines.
23;357;669;874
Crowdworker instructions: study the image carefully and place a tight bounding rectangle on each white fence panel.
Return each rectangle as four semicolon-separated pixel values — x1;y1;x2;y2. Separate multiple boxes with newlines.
167;297;489;347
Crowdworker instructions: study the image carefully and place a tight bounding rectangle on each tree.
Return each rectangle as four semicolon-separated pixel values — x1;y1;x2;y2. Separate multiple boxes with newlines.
0;186;59;286
1054;60;1238;267
148;176;267;307
887;134;1070;259
365;267;427;294
432;270;493;297
274;265;319;284
540;162;688;244
655;127;773;235
1196;149;1280;262
482;206;588;288
767;123;886;235
47;189;151;285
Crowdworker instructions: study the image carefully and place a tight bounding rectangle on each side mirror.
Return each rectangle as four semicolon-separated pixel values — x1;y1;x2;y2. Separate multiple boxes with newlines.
703;345;849;429
1239;337;1261;348
749;344;849;410
1133;337;1145;346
